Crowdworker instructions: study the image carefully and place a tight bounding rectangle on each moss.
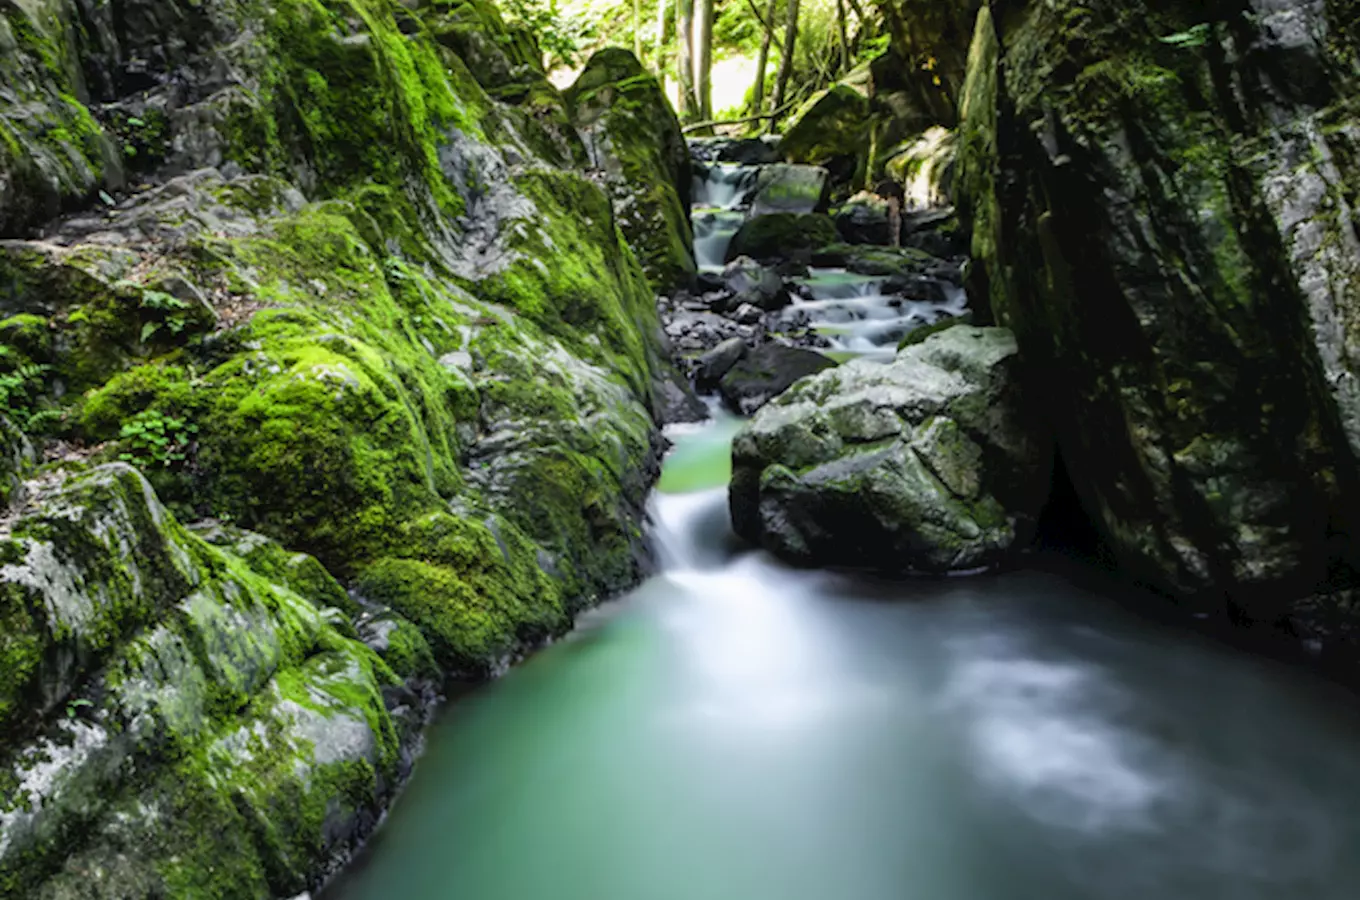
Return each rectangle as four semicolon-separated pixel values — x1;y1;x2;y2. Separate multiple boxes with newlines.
726;213;839;264
355;510;567;674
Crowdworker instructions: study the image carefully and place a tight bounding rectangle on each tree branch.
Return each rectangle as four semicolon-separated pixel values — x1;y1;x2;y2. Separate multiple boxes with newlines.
681;99;798;134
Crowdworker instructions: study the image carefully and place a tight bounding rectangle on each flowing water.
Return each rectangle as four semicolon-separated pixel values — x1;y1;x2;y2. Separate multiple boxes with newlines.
787;268;968;362
327;416;1360;900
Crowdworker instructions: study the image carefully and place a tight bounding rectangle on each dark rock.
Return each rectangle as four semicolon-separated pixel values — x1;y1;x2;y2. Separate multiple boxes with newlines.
567;49;694;291
727;214;839;265
955;1;1360;622
833;198;891;245
731;302;763;325
810;243;938;278
730;326;1050;572
695;270;726;293
695;337;748;390
778;84;871;192
654;369;711;422
718;343;837;415
688;137;781;165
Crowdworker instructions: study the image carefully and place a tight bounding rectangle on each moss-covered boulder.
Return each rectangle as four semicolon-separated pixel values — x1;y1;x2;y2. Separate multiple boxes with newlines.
0;417;31;509
779;84;871;189
566;48;695;291
956;1;1360;626
730;326;1050;571
0;0;682;892
726;213;838;265
718;343;838;415
749;163;831;216
0;463;432;898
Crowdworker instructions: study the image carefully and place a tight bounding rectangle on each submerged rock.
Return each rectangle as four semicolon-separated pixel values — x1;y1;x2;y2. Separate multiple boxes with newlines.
718;343;838;415
730;326;1050;572
956;1;1360;620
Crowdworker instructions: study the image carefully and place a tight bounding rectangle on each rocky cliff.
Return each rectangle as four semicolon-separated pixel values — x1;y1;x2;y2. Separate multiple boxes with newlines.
957;0;1360;632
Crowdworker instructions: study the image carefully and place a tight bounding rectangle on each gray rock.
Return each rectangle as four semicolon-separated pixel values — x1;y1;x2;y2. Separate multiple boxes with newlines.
695;337;748;390
749;164;831;217
730;326;1050;572
718;343;838;415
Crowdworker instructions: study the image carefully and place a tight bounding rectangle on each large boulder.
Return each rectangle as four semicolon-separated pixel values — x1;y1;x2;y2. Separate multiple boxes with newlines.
730;326;1050;571
727;213;839;264
0;464;434;898
956;2;1360;625
779;84;871;188
566;48;695;291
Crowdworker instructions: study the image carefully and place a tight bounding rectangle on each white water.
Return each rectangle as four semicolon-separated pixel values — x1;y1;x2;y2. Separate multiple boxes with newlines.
787;267;969;361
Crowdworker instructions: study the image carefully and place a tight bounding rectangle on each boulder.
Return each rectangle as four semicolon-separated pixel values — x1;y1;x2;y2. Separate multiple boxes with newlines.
718;343;838;415
749;164;831;217
779;84;871;189
0;416;31;509
955;1;1360;623
566;48;695;291
727;213;839;265
730;326;1050;572
834;195;892;245
695;337;748;390
721;257;791;311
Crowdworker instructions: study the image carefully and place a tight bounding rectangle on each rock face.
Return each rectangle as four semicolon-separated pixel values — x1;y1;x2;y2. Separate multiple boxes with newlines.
566;48;695;291
748;164;831;216
0;464;435;899
0;0;679;894
957;1;1360;620
730;326;1049;572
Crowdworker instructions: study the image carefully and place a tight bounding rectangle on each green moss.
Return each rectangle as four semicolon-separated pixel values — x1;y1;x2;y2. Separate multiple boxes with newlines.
355;510;567;674
727;213;839;263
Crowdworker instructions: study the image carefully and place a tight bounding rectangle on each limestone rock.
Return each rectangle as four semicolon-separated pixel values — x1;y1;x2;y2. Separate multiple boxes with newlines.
730;326;1050;572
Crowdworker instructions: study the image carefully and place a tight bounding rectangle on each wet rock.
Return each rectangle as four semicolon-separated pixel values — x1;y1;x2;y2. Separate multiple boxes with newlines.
730;326;1050;572
834;196;892;246
727;213;838;265
695;337;748;390
778;84;871;191
722;257;791;310
718;343;837;415
654;369;711;422
811;243;939;279
0;416;32;510
567;49;694;291
955;1;1360;617
749;164;831;217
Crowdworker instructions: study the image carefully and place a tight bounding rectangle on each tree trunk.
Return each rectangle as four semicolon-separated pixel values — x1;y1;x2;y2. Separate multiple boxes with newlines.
769;0;800;131
695;0;715;120
654;0;669;74
634;0;643;61
835;0;849;73
751;0;778;115
676;0;698;119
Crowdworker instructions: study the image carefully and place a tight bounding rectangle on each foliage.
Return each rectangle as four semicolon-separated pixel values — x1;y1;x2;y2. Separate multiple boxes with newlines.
501;0;588;66
118;409;200;470
0;359;52;431
1159;23;1211;48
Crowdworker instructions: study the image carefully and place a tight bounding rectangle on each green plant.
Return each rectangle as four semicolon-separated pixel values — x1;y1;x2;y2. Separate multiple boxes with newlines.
118;409;199;469
0;361;52;429
1160;23;1212;48
65;698;94;718
138;289;194;343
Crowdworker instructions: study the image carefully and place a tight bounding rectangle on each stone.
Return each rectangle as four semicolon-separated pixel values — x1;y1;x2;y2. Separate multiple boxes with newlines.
730;326;1050;572
718;343;838;415
779;84;871;189
689;137;781;165
695;337;748;390
727;213;839;265
566;48;695;291
748;164;831;217
834;195;892;245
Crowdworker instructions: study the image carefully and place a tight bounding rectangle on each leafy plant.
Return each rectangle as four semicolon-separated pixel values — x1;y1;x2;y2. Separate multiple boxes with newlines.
118;409;199;470
138;289;194;343
0;361;52;430
65;698;94;719
1160;23;1212;48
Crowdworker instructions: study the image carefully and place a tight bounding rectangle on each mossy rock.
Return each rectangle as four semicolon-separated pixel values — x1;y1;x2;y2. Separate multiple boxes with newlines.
779;84;871;190
726;213;839;265
566;48;695;292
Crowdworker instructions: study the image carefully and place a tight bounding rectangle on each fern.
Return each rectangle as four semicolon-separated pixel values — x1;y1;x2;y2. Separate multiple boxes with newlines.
1160;23;1211;48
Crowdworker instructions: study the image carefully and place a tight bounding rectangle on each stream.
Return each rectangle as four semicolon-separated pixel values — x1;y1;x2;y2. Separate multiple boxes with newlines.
326;414;1360;900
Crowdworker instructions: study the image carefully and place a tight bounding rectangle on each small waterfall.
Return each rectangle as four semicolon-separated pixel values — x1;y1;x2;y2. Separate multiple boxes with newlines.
784;268;968;362
691;164;760;271
693;210;746;272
